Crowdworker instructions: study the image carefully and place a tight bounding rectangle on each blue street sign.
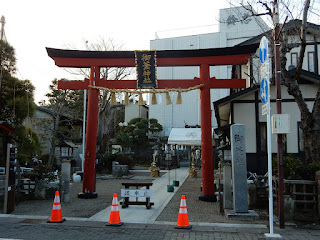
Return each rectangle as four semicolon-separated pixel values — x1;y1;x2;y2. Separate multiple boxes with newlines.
259;36;268;64
260;78;268;104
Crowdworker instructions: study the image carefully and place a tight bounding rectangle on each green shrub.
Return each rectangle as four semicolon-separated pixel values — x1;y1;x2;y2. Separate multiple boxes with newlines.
96;153;116;173
115;117;163;159
134;152;153;165
33;163;55;181
305;161;320;178
273;155;320;180
136;122;147;129
129;117;144;124
115;154;135;169
149;118;158;124
149;122;163;133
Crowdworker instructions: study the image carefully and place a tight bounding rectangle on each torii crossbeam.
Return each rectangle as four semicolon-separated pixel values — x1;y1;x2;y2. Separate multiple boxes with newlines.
47;44;258;200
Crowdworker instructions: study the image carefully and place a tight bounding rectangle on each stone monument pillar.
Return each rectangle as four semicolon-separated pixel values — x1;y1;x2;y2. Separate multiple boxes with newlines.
231;124;248;213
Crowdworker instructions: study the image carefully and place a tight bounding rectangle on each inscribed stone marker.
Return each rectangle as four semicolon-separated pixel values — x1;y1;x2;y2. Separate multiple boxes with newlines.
231;124;248;213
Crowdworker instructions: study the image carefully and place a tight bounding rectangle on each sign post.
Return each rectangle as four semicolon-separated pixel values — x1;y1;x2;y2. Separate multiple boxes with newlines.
260;37;281;238
260;77;268;116
3;144;17;214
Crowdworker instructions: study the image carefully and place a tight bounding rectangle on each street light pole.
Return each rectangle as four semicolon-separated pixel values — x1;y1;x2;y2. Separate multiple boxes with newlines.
273;0;285;229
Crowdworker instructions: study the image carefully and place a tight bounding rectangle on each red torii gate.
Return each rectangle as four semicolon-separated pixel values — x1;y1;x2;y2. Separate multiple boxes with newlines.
46;44;258;201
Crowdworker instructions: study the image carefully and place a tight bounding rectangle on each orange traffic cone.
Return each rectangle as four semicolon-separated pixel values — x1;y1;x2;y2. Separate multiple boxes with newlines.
47;191;66;223
106;193;123;226
175;195;192;229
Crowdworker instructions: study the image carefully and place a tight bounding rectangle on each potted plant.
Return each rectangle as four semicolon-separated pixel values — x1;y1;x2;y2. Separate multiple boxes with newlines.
189;161;198;178
149;160;160;177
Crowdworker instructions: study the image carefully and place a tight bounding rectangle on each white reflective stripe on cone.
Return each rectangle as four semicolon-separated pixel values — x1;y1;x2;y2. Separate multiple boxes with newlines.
52;204;61;210
179;208;188;214
111;205;119;211
180;199;186;207
112;198;118;205
54;196;60;203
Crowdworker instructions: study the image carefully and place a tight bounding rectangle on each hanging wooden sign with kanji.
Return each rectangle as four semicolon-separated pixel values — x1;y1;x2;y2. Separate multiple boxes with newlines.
135;50;157;89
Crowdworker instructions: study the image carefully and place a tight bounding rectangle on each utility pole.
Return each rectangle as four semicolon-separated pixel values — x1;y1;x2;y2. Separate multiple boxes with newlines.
273;0;285;229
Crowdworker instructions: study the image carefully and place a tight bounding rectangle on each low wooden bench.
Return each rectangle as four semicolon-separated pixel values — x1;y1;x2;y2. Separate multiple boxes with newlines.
120;182;154;209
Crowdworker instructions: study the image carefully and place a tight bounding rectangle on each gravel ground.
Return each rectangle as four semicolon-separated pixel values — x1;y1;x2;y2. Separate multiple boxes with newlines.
10;175;154;218
156;171;269;224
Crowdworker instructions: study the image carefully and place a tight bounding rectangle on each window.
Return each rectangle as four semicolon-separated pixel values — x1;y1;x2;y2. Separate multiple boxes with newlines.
291;52;298;67
298;122;304;152
282;134;287;154
260;123;267;152
308;52;314;72
61;147;69;157
260;123;288;154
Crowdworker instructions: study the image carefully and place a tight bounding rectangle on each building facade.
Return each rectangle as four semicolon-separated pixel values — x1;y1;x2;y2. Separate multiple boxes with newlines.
214;20;320;174
149;6;269;136
124;103;148;123
30;106;82;167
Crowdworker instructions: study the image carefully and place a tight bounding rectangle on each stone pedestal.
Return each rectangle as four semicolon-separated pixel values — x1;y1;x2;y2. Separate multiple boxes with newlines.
112;161;129;177
223;162;232;209
150;170;159;177
61;159;71;203
225;209;259;221
35;180;47;200
189;170;197;178
231;124;248;213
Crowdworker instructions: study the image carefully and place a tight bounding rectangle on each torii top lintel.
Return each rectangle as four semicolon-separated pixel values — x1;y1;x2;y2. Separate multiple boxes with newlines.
46;43;258;68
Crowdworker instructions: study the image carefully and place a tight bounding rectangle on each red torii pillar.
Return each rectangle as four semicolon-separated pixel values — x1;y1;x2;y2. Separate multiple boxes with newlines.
199;64;214;201
46;45;256;199
83;66;100;197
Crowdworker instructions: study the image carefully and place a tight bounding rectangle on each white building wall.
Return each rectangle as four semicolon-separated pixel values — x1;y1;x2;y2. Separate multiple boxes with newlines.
230;83;316;155
219;6;269;34
234;102;256;153
150;6;269;136
259;85;316;154
125;104;148;123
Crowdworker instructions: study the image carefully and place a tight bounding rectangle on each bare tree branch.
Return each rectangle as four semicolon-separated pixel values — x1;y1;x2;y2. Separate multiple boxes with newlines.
257;0;273;16
295;0;311;78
